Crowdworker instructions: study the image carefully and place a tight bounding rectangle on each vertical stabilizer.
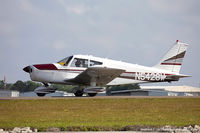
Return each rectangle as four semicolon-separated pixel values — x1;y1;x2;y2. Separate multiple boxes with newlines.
154;40;188;73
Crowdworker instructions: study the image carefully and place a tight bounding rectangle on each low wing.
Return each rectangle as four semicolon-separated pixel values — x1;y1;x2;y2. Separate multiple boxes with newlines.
65;67;125;86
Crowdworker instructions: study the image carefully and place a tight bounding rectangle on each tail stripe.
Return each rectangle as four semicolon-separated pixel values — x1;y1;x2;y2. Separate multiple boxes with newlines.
164;51;186;62
154;40;188;73
161;63;182;65
161;51;186;66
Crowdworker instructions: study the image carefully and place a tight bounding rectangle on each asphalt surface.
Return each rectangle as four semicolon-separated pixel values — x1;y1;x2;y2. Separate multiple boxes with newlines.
39;131;159;133
0;96;199;100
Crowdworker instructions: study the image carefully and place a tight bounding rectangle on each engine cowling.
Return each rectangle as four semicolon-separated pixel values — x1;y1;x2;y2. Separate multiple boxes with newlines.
34;86;57;97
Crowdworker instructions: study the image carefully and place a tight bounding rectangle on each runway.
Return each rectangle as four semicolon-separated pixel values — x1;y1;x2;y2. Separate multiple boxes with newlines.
0;131;179;133
0;96;199;100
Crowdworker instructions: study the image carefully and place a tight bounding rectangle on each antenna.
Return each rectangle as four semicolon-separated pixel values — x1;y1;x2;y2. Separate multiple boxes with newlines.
199;81;200;88
3;75;6;90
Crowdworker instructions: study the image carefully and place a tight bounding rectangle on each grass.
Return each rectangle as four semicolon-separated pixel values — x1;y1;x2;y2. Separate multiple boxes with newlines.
0;97;200;130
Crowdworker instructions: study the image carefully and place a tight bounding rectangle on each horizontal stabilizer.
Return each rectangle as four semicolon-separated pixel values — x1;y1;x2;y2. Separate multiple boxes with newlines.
168;74;191;78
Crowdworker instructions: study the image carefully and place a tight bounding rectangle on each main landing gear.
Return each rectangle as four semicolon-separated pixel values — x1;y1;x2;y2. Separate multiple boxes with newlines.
74;90;97;97
73;87;97;97
88;93;97;97
36;93;46;97
74;90;84;97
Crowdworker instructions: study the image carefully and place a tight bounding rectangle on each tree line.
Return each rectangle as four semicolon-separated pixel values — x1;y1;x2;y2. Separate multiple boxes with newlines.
0;80;140;93
0;80;41;92
0;80;73;92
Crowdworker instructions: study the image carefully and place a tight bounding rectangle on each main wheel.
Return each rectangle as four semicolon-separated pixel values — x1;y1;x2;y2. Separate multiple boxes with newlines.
36;93;46;97
74;90;83;97
88;93;97;97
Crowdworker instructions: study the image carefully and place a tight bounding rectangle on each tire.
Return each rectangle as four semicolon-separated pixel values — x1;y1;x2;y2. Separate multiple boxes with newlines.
37;93;46;97
74;90;83;97
88;93;97;97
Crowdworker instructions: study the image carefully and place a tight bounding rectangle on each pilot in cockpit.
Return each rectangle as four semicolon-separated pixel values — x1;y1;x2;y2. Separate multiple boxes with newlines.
75;59;82;67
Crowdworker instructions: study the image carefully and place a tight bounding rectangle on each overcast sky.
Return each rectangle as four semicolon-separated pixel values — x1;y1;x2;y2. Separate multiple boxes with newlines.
0;0;199;87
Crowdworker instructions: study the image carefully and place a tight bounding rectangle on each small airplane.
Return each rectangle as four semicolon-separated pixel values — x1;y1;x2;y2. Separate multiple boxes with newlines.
23;40;190;97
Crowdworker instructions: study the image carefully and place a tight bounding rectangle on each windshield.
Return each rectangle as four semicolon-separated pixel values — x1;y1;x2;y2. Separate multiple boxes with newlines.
57;56;73;66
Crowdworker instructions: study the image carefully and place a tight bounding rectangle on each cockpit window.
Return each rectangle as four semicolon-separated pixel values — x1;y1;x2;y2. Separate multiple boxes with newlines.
90;60;103;66
71;58;88;68
58;56;73;66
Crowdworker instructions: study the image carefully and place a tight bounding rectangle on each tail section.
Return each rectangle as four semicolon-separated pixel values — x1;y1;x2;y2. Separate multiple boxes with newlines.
154;40;188;73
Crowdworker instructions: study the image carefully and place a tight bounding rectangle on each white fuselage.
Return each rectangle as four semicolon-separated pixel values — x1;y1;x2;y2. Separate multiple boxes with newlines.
28;55;178;86
23;41;190;96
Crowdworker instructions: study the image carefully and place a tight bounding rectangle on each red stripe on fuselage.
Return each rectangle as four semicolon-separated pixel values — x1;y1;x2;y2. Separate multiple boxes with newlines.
62;69;84;71
34;64;58;70
161;63;182;65
124;71;173;76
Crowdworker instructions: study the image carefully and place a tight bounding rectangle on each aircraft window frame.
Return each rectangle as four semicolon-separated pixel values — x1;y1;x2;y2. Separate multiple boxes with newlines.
70;58;89;68
89;60;103;66
57;56;73;66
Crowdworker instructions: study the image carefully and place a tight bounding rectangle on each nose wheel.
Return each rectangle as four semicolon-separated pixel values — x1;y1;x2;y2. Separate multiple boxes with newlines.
35;83;50;97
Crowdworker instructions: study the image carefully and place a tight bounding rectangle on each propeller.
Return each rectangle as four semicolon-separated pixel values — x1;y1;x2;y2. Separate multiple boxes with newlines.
23;66;32;73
